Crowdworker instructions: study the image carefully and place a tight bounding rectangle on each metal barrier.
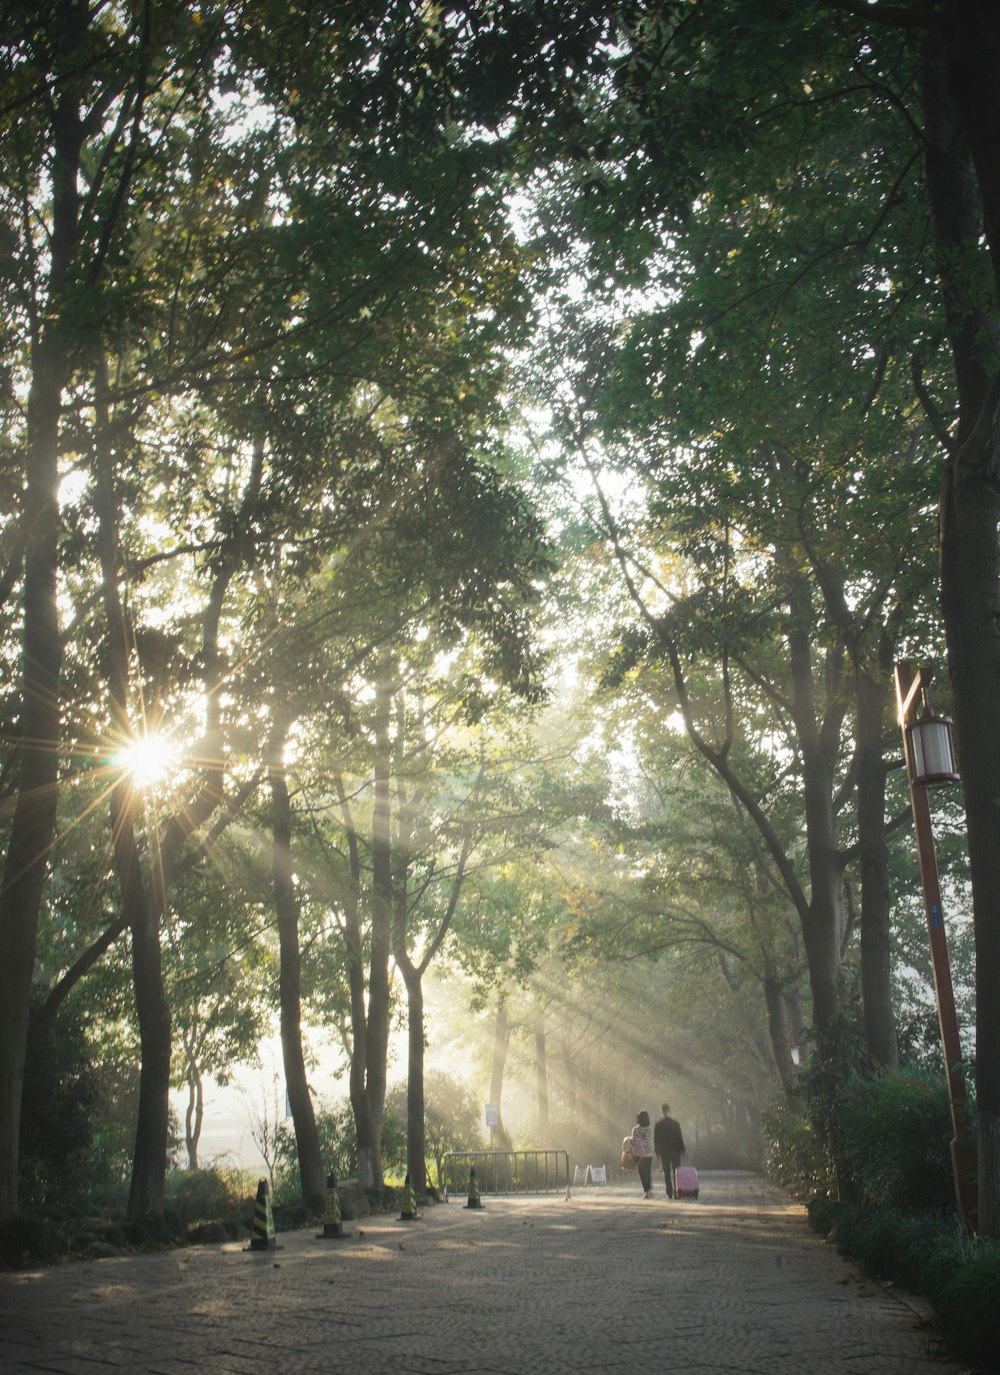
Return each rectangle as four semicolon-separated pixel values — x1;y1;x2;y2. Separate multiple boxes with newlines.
443;1149;571;1197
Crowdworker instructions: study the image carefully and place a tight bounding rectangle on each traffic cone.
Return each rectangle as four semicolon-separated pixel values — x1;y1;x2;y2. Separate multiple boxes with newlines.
316;1173;346;1239
466;1165;483;1209
249;1177;276;1251
399;1173;418;1221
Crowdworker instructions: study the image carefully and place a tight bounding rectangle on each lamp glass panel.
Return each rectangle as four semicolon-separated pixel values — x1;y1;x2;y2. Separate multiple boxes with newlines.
910;719;958;782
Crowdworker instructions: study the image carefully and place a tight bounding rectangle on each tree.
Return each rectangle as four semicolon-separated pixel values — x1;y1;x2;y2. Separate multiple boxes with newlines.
0;0;232;1228
525;0;1000;1230
593;0;1000;1236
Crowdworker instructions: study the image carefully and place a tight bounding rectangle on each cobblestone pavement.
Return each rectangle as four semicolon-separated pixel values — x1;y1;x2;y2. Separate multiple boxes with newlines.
0;1172;974;1374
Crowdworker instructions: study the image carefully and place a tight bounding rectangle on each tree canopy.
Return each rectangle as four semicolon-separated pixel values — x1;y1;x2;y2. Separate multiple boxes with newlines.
2;0;997;1242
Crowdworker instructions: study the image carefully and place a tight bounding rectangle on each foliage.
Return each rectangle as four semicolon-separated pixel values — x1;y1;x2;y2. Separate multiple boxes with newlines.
163;1166;256;1242
18;995;100;1202
0;1213;70;1268
18;984;153;1211
272;1100;357;1202
834;1069;956;1216
760;1102;832;1200
386;1077;482;1190
808;1200;1000;1370
796;998;872;1144
270;1075;482;1198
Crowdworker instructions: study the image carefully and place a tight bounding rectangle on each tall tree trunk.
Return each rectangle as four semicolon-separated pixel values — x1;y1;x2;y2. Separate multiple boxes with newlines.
562;1039;580;1120
763;974;798;1099
269;727;326;1210
93;359;177;1228
360;666;395;1189
333;773;377;1188
401;964;427;1194
118;785;173;1226
855;667;899;1069
0;339;65;1227
787;601;848;1040
0;77;81;1220
942;466;1000;1237
923;16;1000;1236
185;1050;203;1172
534;1014;550;1139
489;1002;512;1147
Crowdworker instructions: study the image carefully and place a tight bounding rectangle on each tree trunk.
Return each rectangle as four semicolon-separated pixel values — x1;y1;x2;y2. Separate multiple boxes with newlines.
763;974;799;1098
0;338;64;1227
534;1014;550;1139
855;667;899;1069
123;803;172;1226
360;668;395;1190
185;1054;203;1172
942;468;1000;1238
783;563;851;1035
333;773;377;1189
269;733;326;1211
0;86;80;1216
489;1002;512;1147
401;964;428;1195
922;14;1000;1237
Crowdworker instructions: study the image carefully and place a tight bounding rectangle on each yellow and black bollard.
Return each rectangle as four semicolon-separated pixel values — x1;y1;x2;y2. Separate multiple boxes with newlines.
465;1165;483;1209
248;1177;276;1251
399;1173;418;1221
316;1173;346;1239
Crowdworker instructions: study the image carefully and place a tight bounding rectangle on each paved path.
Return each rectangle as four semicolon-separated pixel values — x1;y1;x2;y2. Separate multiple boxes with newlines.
0;1172;973;1374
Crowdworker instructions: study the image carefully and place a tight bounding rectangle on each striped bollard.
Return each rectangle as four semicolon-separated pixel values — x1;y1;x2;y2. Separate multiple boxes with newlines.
316;1173;346;1239
466;1165;483;1209
248;1177;276;1251
399;1173;418;1221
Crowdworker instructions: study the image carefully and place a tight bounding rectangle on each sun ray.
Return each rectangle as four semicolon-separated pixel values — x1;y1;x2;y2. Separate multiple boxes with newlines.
113;732;177;789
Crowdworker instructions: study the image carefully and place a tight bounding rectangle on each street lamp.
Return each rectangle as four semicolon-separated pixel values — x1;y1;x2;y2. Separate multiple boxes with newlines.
894;662;977;1236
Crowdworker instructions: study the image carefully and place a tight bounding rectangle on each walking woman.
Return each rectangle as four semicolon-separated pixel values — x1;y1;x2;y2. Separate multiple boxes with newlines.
632;1110;653;1198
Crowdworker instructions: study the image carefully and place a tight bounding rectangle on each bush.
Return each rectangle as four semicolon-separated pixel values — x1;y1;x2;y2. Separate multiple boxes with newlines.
0;1213;69;1268
18;994;100;1205
834;1068;956;1214
164;1166;255;1241
165;1166;251;1227
936;1241;1000;1364
273;1101;357;1202
760;1102;832;1198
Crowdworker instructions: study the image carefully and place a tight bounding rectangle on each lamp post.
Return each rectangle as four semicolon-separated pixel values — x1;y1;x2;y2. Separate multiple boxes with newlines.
894;662;977;1236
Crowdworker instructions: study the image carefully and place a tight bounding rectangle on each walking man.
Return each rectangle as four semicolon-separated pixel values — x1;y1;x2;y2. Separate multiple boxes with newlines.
654;1103;685;1199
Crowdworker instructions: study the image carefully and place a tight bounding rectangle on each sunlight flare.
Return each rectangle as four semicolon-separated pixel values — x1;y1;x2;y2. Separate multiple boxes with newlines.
114;732;177;788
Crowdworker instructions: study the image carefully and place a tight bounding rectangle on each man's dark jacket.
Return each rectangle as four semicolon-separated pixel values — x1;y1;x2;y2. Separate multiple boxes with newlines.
654;1114;685;1159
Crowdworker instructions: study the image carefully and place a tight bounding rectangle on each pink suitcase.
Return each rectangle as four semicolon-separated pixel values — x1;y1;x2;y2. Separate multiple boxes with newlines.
676;1164;699;1199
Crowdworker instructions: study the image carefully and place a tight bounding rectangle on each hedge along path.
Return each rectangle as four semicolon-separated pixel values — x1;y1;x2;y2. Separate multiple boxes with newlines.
0;1172;974;1374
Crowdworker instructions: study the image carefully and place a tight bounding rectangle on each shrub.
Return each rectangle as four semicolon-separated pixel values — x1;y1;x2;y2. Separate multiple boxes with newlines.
760;1102;832;1198
18;994;100;1205
165;1166;251;1227
936;1242;1000;1365
0;1213;69;1268
164;1166;254;1241
273;1101;357;1201
834;1068;955;1214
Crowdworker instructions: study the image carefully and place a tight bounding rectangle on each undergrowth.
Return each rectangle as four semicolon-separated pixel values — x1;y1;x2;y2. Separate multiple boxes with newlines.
808;1199;999;1370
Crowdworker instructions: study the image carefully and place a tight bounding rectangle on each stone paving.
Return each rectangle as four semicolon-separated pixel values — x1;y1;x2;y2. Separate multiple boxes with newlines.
0;1171;976;1374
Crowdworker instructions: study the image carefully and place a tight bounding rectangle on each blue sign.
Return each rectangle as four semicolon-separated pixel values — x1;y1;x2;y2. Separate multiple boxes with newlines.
930;903;942;930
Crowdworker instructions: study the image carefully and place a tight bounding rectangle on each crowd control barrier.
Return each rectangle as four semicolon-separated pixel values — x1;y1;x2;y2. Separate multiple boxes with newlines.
443;1149;570;1197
